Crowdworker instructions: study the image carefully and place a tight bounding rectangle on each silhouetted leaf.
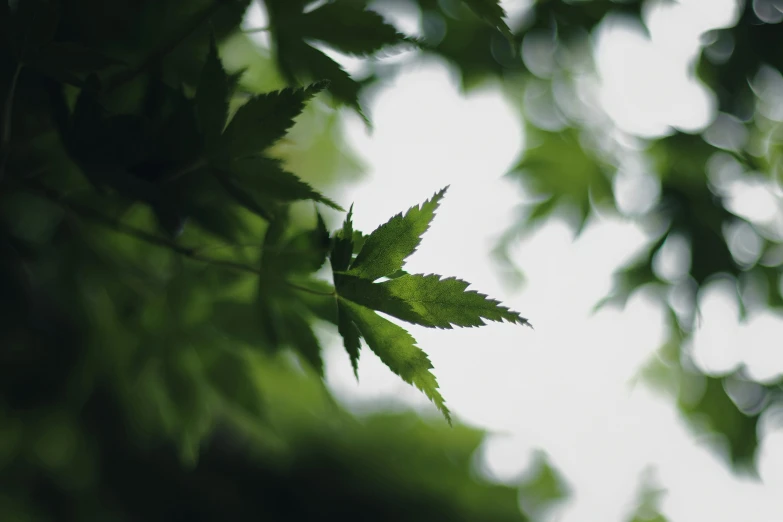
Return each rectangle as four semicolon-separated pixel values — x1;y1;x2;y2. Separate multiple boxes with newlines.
218;83;326;160
196;35;229;150
227;156;343;210
300;2;413;56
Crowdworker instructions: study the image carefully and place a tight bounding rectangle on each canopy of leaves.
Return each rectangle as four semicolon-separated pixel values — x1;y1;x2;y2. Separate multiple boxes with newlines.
0;0;536;519
3;0;782;518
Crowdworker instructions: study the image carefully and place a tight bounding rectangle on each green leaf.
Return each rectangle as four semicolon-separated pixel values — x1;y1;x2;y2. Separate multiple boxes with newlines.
283;311;324;377
334;274;424;326
300;3;412;56
225;156;343;211
207;349;265;419
277;39;367;122
284;212;331;273
347;187;448;281
196;35;229;151
337;301;362;379
330;206;355;273
381;274;530;328
462;0;513;43
341;299;451;424
211;168;274;221
213;301;264;348
335;273;530;329
507;129;613;231
517;451;570;519
218;82;326;159
678;374;761;470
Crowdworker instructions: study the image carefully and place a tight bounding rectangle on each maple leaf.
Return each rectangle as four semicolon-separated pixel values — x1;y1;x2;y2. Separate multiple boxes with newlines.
338;273;530;329
217;82;326;160
196;34;229;151
330;188;531;422
193;43;341;219
265;0;413;117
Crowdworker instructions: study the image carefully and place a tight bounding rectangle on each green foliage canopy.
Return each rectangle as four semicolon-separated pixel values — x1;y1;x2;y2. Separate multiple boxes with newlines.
2;0;782;519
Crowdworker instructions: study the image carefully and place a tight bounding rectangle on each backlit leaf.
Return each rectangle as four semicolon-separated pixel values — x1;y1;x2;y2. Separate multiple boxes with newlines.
380;273;530;328
348;187;447;281
341;299;451;424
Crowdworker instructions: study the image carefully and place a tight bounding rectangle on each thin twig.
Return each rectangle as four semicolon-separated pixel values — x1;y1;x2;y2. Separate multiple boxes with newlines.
107;0;226;91
0;61;23;181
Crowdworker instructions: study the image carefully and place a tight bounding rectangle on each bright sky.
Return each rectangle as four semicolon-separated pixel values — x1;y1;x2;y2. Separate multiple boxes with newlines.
247;1;783;520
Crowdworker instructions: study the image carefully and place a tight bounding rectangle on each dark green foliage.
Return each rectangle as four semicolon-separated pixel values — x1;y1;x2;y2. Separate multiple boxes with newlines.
0;1;537;518
264;0;412;117
3;0;782;518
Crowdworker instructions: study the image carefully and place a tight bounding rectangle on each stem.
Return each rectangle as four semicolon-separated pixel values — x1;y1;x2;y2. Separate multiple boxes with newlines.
107;0;226;91
0;61;23;181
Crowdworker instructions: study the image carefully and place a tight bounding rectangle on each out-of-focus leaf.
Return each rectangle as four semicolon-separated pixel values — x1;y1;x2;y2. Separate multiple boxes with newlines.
218;83;326;160
517;451;570;520
462;0;513;43
678;373;761;470
196;35;229;151
508;129;614;231
299;2;413;56
276;37;366;119
625;468;669;522
266;0;412;118
283;311;324;376
227;156;343;210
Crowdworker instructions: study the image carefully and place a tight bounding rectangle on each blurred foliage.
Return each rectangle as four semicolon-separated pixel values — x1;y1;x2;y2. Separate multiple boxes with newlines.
516;451;570;520
3;0;782;518
0;0;542;519
624;467;669;522
462;0;783;473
